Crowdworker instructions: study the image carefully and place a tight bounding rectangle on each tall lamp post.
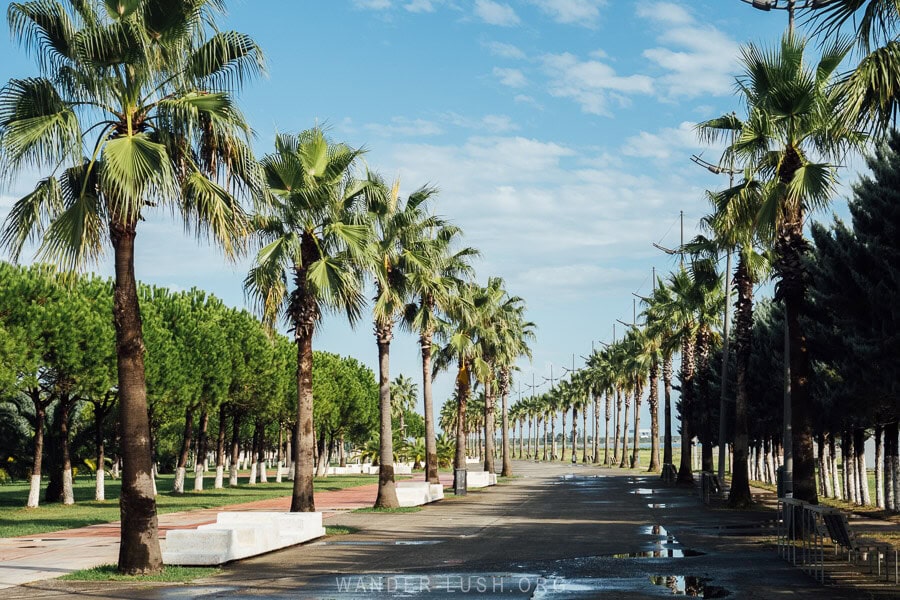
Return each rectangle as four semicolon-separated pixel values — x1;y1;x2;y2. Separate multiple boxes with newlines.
739;0;832;500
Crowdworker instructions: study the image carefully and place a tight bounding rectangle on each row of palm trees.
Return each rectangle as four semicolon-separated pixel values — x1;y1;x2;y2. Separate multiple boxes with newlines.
0;0;538;574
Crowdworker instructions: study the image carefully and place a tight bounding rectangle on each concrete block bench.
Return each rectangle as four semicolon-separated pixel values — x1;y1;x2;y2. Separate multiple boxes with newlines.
163;511;326;566
467;471;497;488
394;463;413;475
394;481;445;506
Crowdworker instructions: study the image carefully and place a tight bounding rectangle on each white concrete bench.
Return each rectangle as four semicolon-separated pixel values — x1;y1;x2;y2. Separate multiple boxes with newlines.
395;481;432;507
467;471;497;488
163;511;326;566
394;463;413;475
429;483;445;501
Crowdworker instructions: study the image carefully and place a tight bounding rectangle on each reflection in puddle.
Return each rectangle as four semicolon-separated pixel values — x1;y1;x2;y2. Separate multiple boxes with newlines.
640;524;670;537
630;488;655;495
613;548;706;558
648;503;669;508
649;575;730;597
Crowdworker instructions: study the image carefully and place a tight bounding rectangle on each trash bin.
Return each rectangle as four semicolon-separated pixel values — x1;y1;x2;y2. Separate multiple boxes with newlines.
454;468;467;496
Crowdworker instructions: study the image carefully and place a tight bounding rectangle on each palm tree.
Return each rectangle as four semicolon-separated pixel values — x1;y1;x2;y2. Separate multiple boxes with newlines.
391;374;418;439
691;112;775;504
726;34;863;501
434;281;488;486
813;1;900;137
490;290;534;476
404;225;478;484
0;0;263;574
364;176;444;507
644;278;678;470
245;127;370;513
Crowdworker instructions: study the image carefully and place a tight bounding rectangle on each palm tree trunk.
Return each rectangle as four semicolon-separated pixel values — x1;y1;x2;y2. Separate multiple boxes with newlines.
729;258;753;507
604;391;611;465
648;358;660;472
563;405;578;463
677;337;695;485
613;388;622;464
663;352;673;466
552;406;569;460
421;332;439;484
631;385;642;469
483;378;496;474
593;391;601;464
291;326;316;511
553;411;559;461
110;219;162;574
619;391;631;468
582;404;588;463
453;362;470;489
777;213;817;503
500;370;512;477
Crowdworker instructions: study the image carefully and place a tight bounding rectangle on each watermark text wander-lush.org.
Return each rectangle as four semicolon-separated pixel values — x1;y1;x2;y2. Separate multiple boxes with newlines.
334;574;562;594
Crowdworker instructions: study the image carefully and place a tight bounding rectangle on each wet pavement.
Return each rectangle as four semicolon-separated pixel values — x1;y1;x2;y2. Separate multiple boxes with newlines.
7;462;863;599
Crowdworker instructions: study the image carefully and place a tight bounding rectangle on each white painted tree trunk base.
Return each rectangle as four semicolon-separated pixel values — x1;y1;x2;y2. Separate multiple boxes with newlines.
194;466;204;491
95;470;105;501
27;474;41;508
214;465;224;489
275;461;283;483
258;462;267;483
62;470;74;505
229;466;238;487
174;466;186;494
249;463;257;485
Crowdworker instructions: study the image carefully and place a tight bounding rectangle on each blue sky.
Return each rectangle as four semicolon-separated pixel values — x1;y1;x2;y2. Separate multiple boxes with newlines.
0;1;858;433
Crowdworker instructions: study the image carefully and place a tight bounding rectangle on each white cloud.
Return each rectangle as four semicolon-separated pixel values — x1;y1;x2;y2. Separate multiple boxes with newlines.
474;0;521;26
353;0;393;9
484;41;526;60
443;112;520;133
621;121;702;160
636;1;692;25
529;0;607;26
637;1;740;99
514;94;543;109
541;52;654;116
493;66;528;88
404;0;439;12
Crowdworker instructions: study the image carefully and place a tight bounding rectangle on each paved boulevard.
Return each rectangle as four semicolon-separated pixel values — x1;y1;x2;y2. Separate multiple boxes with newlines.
10;461;860;599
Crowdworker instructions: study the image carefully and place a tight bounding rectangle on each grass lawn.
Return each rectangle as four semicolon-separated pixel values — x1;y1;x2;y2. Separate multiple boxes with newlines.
59;564;219;582
0;472;381;538
352;506;422;513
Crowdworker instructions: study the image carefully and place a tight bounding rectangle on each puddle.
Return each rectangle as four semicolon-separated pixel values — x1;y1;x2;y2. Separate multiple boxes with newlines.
650;576;730;597
630;488;655;495
648;503;668;508
613;548;705;558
